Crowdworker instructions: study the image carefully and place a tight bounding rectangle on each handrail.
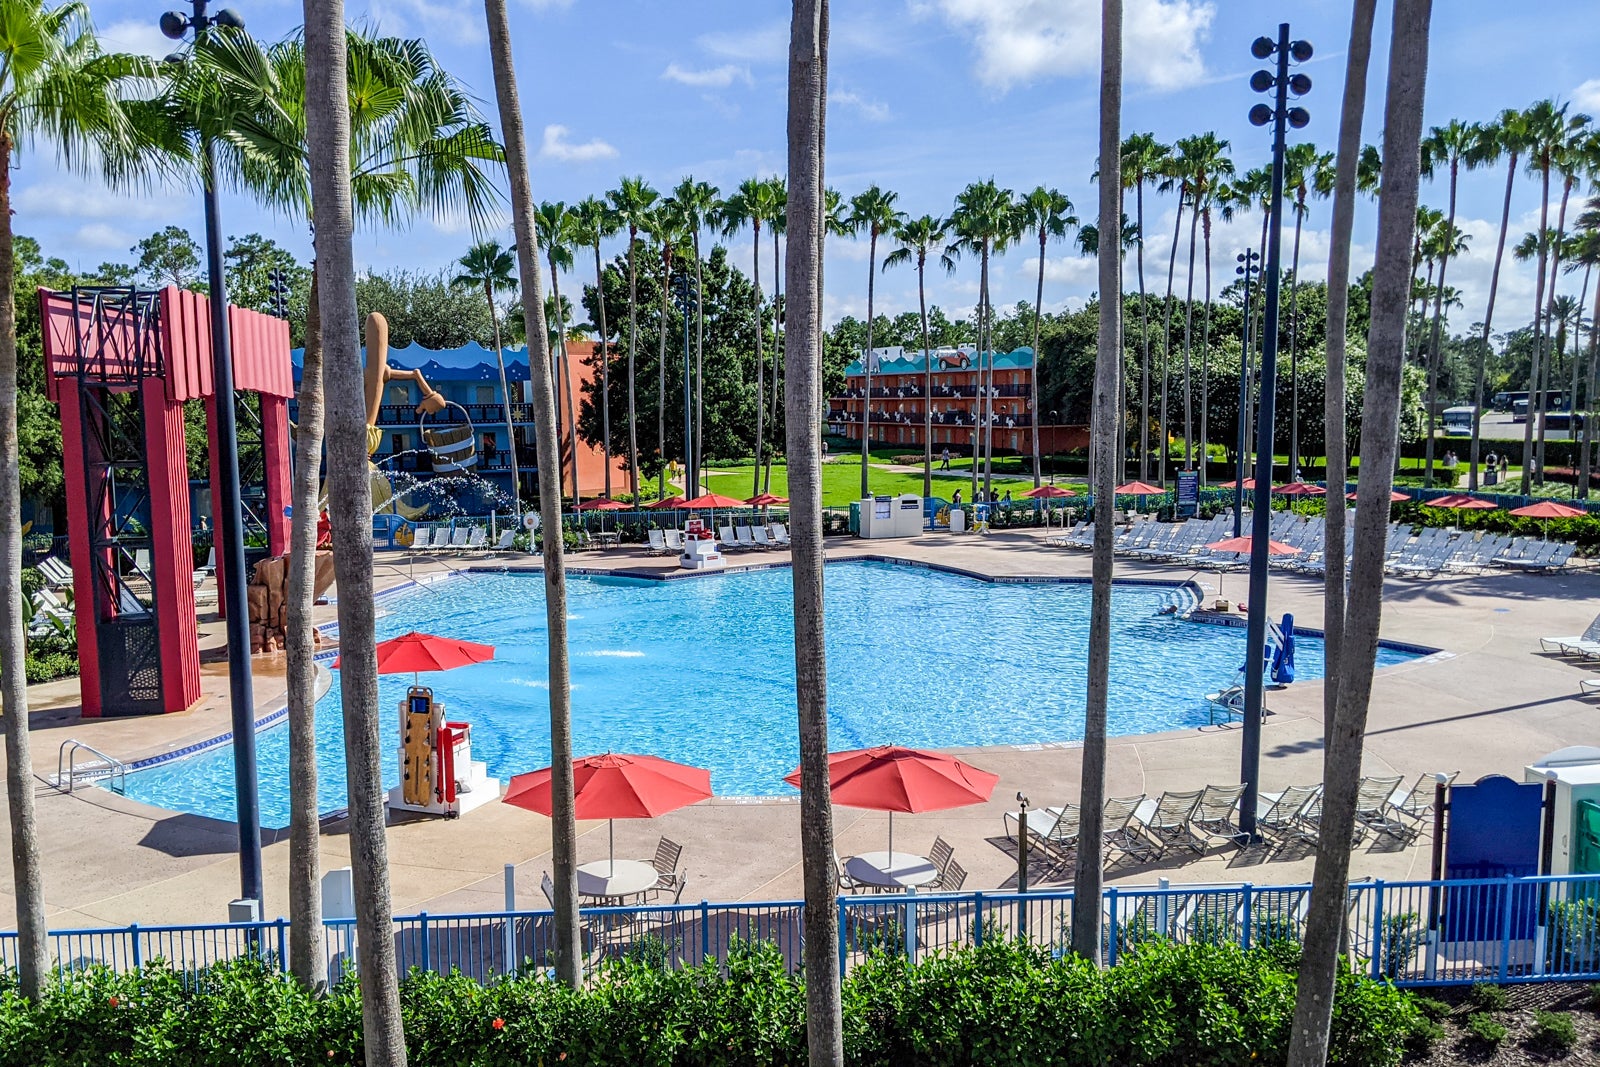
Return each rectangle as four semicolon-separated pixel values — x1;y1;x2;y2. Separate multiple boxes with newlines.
55;738;127;795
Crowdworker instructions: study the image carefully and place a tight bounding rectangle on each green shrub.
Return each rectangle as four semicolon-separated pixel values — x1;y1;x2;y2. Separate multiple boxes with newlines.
1403;1015;1446;1058
24;651;77;684
1528;1010;1578;1054
1589;981;1600;1012
1412;996;1451;1021
1465;1011;1508;1046
1469;982;1509;1011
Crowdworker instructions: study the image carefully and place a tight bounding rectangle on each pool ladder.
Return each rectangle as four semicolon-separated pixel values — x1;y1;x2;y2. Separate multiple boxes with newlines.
55;738;128;795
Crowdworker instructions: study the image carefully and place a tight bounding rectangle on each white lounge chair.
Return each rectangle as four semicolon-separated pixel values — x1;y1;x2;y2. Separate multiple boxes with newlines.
1131;789;1202;855
1582;678;1600;696
751;526;774;549
647;528;669;555
734;525;757;550
718;524;739;548
493;529;517;553
1387;771;1458;824
1353;774;1406;837
664;529;684;553
37;556;72;588
769;523;791;546
446;527;470;554
1254;784;1321;844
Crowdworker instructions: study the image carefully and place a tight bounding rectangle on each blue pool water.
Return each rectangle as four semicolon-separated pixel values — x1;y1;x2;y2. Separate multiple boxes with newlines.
121;562;1421;825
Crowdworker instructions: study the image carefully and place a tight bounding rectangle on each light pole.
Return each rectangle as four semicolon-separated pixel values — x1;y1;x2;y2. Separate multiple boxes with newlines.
1234;250;1261;537
267;267;290;320
1238;24;1311;839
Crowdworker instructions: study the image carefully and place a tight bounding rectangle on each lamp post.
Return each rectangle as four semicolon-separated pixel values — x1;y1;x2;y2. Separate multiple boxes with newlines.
671;272;698;497
1238;24;1311;839
1234;250;1261;537
161;0;262;911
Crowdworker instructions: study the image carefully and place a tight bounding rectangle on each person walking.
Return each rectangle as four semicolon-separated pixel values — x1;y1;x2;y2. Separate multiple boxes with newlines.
939;447;951;471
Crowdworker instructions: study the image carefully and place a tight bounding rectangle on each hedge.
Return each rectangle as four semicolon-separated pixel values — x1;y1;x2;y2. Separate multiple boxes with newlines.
0;938;1422;1067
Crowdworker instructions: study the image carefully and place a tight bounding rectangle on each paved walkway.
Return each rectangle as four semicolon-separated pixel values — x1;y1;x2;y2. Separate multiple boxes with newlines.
4;530;1599;927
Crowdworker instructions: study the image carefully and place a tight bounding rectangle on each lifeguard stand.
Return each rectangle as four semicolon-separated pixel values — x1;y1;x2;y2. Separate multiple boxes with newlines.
39;285;292;716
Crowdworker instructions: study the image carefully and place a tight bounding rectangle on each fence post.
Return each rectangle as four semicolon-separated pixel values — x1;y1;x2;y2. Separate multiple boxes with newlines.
837;899;849;977
130;923;141;970
1155;877;1169;937
1241;884;1253;950
1106;887;1119;968
973;892;985;947
1500;875;1516;981
419;912;431;974
1369;881;1385;981
701;900;711;966
276;919;288;973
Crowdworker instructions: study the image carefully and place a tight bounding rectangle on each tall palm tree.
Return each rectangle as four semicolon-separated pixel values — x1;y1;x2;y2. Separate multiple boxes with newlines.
1468;111;1527;487
1019;186;1076;486
452;240;521;507
1172;134;1232;473
570;196;619;498
1284;142;1335;476
194;29;502;993
1535;118;1594;478
884;215;956;497
717;177;781;494
1288;2;1430;1062
1572;197;1600;495
481;0;578;989
949;179;1019;500
1419;120;1483;487
784;3;842;1061
535;201;581;502
1418;216;1470;485
299;10;408;1062
670;177;720;497
1121;133;1169;481
606;176;658;500
1153;153;1188;485
0;0;157;1003
1074;0;1121;964
649;201;689;498
1197;167;1236;484
846;184;906;498
764;176;789;493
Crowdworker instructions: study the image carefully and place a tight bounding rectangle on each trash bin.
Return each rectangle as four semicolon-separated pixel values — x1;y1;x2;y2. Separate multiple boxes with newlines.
949;508;966;533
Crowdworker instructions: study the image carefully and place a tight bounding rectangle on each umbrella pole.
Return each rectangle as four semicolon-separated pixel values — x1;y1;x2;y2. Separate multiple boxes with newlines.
888;811;894;861
609;818;615;875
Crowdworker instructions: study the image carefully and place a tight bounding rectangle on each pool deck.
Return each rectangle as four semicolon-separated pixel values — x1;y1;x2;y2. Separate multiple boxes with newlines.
4;529;1600;929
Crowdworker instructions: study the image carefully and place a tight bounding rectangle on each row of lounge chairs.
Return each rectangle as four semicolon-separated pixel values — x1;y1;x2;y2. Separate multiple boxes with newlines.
645;524;792;555
411;525;515;555
1049;512;1575;576
1004;772;1456;868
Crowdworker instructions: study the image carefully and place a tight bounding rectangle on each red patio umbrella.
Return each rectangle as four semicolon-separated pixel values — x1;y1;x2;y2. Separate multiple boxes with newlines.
1426;493;1497;510
504;752;713;871
576;497;629;511
682;493;747;508
1347;489;1411;502
334;630;495;685
1114;481;1165;496
1022;485;1077;498
1217;478;1257;490
1509;500;1585;519
648;495;688;509
1274;481;1326;496
746;492;789;506
1206;535;1301;556
783;745;998;859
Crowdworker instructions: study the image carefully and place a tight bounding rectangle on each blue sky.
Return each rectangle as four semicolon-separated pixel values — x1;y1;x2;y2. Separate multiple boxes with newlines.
16;0;1600;333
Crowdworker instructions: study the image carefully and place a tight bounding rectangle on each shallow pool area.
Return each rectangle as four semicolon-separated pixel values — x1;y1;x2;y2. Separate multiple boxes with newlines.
120;562;1422;825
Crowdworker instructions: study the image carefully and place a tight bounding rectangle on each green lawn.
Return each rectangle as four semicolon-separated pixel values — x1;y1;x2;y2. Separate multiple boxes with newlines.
702;457;1053;507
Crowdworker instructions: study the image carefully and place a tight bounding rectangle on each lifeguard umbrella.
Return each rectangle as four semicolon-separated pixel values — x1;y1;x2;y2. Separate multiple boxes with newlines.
1347;489;1412;502
1274;481;1326;496
1511;499;1586;539
784;745;999;859
575;496;629;539
334;630;495;686
683;491;748;531
504;753;712;872
1426;493;1497;510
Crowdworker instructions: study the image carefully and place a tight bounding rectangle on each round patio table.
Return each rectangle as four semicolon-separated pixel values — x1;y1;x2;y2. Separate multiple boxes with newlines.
846;851;939;891
576;859;658;902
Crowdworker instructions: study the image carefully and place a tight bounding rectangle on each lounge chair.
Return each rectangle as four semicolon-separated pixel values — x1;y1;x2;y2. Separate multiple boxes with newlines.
1387;771;1458;824
1254;784;1320;844
647;529;669;555
1353;774;1406;837
493;530;517;553
37;556;72;588
1002;804;1072;843
664;529;684;553
1187;783;1246;848
1131;789;1203;856
718;524;739;548
751;526;774;549
463;527;488;553
1102;794;1151;862
1582;678;1600;696
734;525;757;550
446;527;470;554
769;523;791;546
1038;805;1083;864
1550;612;1600;656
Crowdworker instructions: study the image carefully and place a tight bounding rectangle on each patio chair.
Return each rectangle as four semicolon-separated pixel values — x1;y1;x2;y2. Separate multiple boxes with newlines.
647;528;669;555
769;523;791;545
463;526;488;553
718;524;740;548
734;525;758;550
833;851;864;893
1254;784;1321;844
37;556;72;588
1131;789;1203;856
1387;771;1458;824
445;527;471;553
1002;804;1067;843
1186;783;1246;849
1102;794;1152;862
1353;773;1406;838
493;529;517;553
751;526;774;549
1038;805;1082;866
664;529;685;552
928;836;953;878
1582;677;1600;696
929;859;967;893
646;837;686;903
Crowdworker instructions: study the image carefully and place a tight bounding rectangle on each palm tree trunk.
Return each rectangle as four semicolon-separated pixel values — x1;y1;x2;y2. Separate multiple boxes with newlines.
1288;206;1305;477
303;6;407;1059
1522;168;1552;494
766;224;783;493
1199;212;1213;485
0;137;48;1002
1073;0;1121;963
1180;203;1200;469
693;231;705;498
485;280;520;512
1288;2;1430;1060
1471;151;1518;489
752;223;765;497
1581;268;1600;498
1158;197;1183;484
286;265;326;990
786;2;843;1061
594;242;613;499
861;229;877;499
551;266;579;503
1032;230;1047;487
1537;179;1575;484
483;0;580;986
1422;160;1459;488
656;252;670;498
920;258;933;498
626;232;641;500
1320;0;1376;753
980;244;993;500
1136;181;1151;481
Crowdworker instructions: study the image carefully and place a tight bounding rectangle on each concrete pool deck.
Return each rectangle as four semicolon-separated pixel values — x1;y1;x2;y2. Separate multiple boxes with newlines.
4;529;1600;929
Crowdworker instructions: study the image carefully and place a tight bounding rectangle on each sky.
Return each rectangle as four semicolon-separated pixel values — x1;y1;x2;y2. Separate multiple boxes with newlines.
16;0;1600;337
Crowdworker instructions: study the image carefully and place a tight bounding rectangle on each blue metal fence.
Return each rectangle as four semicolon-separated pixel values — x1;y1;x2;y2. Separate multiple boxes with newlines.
6;874;1600;988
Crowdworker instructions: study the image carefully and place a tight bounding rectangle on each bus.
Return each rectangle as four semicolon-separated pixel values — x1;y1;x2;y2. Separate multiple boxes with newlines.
1507;390;1569;421
1441;406;1476;436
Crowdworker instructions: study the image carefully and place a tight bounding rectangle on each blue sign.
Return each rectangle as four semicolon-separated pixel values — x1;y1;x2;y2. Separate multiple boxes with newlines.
1176;471;1199;518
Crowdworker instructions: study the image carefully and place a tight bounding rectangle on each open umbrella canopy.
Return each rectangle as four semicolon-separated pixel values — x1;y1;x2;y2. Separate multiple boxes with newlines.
648;495;688;509
783;745;998;813
1427;494;1497;510
1217;478;1257;490
333;631;494;673
682;492;747;509
1510;500;1586;519
576;497;630;511
746;493;789;505
1274;481;1326;496
1347;489;1412;502
1022;485;1077;499
1205;535;1301;556
1113;481;1166;496
504;753;713;820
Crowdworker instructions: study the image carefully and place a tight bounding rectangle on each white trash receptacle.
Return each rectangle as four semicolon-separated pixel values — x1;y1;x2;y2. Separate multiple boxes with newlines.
949;508;966;533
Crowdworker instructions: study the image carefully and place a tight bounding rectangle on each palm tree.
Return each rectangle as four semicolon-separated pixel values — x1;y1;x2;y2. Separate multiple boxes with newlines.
1197;164;1236;484
784;4;842;1061
1153;152;1187;485
535;201;581;503
1073;0;1121;963
1284;142;1335;476
1019;187;1076;486
1417;216;1470;485
1572;197;1600;495
570;196;620;498
884;215;956;497
764;176;789;493
1288;4;1431;1063
1419;120;1483;487
1468;111;1527;487
1172;135;1232;474
649;201;689;498
481;0;578;989
606;176;658;500
717;177;781;495
949;179;1019;500
846;184;906;498
1121;134;1169;481
1536;119;1594;478
670;177;720;497
0;0;157;1003
453;240;521;507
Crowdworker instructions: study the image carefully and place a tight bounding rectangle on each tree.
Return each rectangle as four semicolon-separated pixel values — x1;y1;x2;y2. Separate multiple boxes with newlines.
535;201;580;503
452;239;521;509
570;197;619;498
846;184;905;497
482;0;578;989
0;0;158;1003
1196;159;1235;483
1288;2;1431;1062
1418;215;1469;483
223;232;307;317
717;176;780;494
1121;133;1169;481
1535;117;1593;478
949;179;1018;500
1153;150;1187;485
131;225;202;289
1419;120;1482;486
606;176;658;500
1469;110;1527;488
647;201;690;497
1171;134;1232;473
1285;142;1336;476
764;177;791;494
1073;0;1120;964
883;215;954;497
670;177;720;497
300;1;406;1060
1019;187;1076;486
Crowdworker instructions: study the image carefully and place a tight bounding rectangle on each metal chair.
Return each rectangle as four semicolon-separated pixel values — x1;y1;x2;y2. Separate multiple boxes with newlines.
1254;784;1321;844
1102;795;1151;861
928;836;954;879
647;837;685;902
1131;789;1203;856
1186;783;1246;849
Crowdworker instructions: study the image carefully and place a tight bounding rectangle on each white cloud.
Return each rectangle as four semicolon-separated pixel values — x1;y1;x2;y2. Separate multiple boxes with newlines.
662;63;753;89
538;124;619;164
369;0;485;46
696;22;789;64
1574;79;1600;114
15;180;173;223
923;0;1214;92
833;89;891;122
73;223;138;251
99;20;176;60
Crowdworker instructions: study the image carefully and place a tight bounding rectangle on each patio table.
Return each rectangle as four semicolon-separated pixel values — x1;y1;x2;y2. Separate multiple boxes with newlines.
576;859;658;902
846;851;939;891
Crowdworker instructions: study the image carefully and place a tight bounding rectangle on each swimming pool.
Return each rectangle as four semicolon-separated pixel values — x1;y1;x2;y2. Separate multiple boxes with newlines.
120;561;1422;825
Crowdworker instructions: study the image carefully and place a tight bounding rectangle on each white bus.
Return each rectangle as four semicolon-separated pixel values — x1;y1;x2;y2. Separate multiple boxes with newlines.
1442;406;1476;436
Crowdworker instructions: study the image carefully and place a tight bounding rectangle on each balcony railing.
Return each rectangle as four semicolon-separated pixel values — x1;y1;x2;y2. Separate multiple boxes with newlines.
375;401;534;427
